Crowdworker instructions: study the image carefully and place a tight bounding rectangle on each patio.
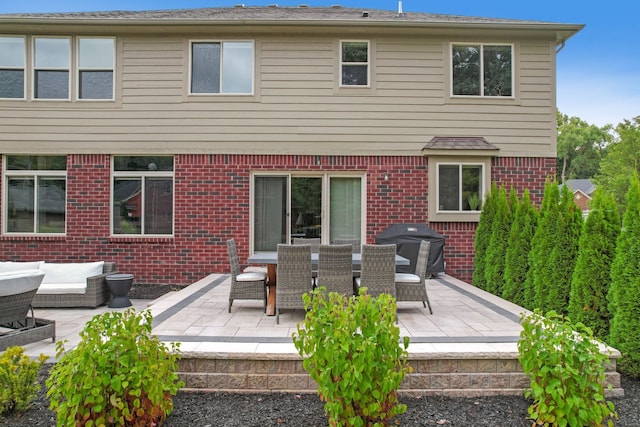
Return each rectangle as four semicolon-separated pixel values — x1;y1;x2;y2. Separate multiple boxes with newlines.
17;273;622;397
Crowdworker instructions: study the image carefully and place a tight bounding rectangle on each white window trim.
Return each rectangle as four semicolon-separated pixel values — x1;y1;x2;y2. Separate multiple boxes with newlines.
339;40;370;88
0;35;26;100
76;37;116;101
450;42;514;99
428;156;491;222
188;39;255;96
2;156;67;235
249;171;366;254
32;36;71;101
111;157;175;237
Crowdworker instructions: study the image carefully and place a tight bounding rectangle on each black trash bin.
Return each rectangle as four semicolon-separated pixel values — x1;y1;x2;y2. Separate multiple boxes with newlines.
375;224;445;275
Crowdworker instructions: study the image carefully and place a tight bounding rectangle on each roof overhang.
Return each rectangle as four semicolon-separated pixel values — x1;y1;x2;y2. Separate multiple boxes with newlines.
421;136;500;157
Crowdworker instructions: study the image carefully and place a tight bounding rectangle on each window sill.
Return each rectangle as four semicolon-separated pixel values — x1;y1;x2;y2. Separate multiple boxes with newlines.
0;234;66;241
108;236;174;243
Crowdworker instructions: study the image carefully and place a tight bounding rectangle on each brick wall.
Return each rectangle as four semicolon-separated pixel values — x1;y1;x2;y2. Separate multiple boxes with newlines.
0;154;554;287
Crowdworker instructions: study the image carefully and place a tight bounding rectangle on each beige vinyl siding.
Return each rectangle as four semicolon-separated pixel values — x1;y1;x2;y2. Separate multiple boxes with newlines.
0;32;557;157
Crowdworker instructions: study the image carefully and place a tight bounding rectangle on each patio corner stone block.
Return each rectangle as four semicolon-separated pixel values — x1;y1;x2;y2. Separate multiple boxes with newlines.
267;374;289;390
247;374;268;389
477;359;498;373
187;373;208;388
227;374;249;389
438;359;457;373
207;373;229;389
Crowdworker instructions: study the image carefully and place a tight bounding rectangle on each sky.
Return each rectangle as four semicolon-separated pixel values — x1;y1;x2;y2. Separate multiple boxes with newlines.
1;0;638;128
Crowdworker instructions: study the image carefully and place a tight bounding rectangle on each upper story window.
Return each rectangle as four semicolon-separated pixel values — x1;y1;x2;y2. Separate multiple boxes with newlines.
190;41;254;94
0;36;26;99
3;155;67;235
0;35;114;101
452;43;513;97
34;37;70;100
112;156;174;236
340;40;369;86
78;38;115;100
437;163;484;212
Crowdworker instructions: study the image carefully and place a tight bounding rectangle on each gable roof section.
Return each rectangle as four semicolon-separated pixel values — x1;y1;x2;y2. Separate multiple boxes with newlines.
563;179;596;196
0;6;583;43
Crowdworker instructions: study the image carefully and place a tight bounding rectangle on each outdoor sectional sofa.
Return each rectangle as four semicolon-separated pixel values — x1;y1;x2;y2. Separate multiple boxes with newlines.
0;261;117;308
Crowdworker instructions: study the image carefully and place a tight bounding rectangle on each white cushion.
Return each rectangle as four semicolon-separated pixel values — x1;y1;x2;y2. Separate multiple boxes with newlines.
40;261;105;284
0;261;44;273
395;273;420;283
236;272;267;282
0;271;45;296
37;282;87;295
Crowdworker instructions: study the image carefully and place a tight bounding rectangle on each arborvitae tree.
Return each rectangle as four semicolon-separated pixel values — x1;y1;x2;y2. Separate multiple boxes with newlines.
568;189;620;339
484;187;512;296
526;181;561;309
608;174;640;377
542;184;583;314
473;183;498;290
503;190;538;307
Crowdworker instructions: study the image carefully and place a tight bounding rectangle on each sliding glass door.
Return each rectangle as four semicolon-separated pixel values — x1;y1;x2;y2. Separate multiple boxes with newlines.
252;173;364;252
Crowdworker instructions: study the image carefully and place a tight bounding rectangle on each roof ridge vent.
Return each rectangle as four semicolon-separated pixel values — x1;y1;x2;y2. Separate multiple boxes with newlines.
362;11;369;18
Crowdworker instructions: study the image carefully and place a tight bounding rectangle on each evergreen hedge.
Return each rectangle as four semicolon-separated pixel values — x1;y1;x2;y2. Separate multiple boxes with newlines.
568;189;620;339
502;190;538;307
608;174;640;377
472;183;497;291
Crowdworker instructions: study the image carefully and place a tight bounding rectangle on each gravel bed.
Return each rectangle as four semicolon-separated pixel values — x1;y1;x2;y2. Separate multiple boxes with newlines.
1;369;638;426
3;285;638;426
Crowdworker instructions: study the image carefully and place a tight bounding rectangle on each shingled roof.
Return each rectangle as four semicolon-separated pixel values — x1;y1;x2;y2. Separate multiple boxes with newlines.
0;5;582;30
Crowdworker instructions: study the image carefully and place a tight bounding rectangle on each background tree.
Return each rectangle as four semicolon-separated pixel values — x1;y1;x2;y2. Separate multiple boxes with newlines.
556;111;611;183
595;117;640;214
472;183;497;290
503;190;538;308
541;184;582;314
608;174;640;377
568;189;620;339
484;186;512;296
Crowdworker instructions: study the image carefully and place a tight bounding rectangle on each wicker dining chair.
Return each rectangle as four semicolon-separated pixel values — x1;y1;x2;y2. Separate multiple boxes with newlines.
331;238;361;253
227;239;268;313
276;244;313;324
355;244;397;298
316;244;354;297
395;240;433;314
292;237;321;252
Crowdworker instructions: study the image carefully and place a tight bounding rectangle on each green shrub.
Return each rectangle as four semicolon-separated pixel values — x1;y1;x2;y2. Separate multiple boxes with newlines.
473;182;498;290
293;287;410;427
46;308;184;427
608;174;640;377
518;309;617;427
0;346;48;415
484;186;512;296
502;189;538;308
568;189;620;340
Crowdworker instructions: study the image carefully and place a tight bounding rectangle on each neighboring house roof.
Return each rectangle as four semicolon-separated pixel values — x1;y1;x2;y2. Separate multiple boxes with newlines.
0;6;583;43
563;179;596;197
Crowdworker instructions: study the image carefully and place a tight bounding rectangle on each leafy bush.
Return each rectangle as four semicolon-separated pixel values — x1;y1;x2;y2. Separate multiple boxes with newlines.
0;346;48;415
46;308;184;426
293;287;410;427
518;310;617;427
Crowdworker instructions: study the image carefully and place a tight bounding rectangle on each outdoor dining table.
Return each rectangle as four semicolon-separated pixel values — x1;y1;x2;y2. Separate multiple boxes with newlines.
247;251;410;316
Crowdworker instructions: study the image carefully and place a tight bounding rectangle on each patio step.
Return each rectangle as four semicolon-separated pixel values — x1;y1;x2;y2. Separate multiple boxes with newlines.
176;350;623;398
